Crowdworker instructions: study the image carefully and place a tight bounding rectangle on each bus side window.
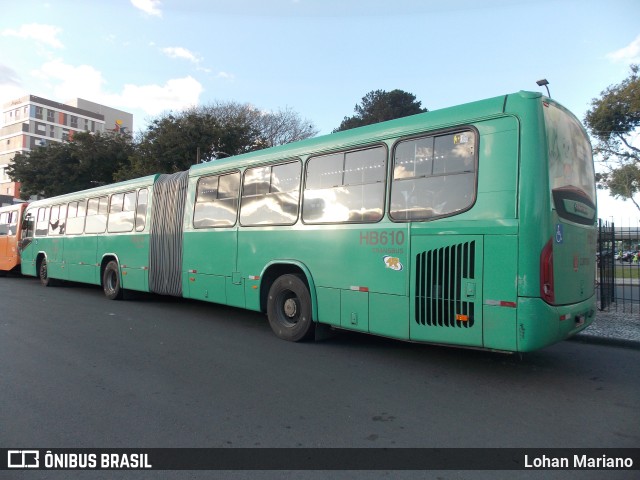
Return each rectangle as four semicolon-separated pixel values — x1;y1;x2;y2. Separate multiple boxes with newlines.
193;173;239;228
0;212;7;235
36;207;50;236
135;188;148;232
240;162;300;226
48;204;67;236
390;130;476;221
8;211;18;235
85;196;108;234
66;199;87;235
108;192;135;233
303;146;386;224
22;212;35;239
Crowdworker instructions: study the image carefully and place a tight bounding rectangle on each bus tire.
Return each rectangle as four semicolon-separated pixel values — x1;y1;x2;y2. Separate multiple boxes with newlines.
103;260;123;300
38;257;55;287
267;274;315;342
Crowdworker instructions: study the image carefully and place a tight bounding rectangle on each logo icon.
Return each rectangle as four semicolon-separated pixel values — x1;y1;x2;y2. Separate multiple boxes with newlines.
383;256;403;271
8;450;39;468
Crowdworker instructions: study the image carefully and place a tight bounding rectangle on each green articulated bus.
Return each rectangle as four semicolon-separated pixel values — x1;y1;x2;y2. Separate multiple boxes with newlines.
19;91;597;352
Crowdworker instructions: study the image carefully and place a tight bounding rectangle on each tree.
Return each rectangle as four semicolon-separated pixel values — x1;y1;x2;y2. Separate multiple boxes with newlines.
584;65;640;210
334;89;427;132
117;102;318;180
256;106;318;148
8;131;134;199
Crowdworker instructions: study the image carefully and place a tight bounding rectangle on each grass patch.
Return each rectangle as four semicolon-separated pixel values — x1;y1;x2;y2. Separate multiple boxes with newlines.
613;265;640;279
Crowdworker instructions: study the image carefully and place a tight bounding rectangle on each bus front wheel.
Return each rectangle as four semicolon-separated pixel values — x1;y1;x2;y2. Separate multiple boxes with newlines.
38;257;54;287
102;260;123;300
267;274;315;342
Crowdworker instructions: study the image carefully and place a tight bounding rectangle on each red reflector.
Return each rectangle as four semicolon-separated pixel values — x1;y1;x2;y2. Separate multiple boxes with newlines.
500;301;517;308
456;314;469;322
350;286;369;292
540;238;555;304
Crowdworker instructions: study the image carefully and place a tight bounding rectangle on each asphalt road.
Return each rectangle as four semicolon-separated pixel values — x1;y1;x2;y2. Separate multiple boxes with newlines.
1;275;639;479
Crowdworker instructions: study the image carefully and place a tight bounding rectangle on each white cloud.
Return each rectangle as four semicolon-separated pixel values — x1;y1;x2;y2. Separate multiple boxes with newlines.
131;0;162;17
32;59;106;100
1;23;63;49
31;59;203;117
119;76;203;115
162;46;201;64
607;34;640;64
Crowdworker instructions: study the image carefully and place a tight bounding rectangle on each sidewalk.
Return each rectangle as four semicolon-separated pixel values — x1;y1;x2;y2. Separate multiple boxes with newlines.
572;307;640;349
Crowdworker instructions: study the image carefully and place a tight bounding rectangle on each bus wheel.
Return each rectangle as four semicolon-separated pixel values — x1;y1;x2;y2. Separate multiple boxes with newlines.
38;257;54;287
103;260;123;300
267;274;315;342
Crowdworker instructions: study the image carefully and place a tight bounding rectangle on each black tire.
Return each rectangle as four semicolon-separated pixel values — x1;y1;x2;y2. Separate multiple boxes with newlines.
38;257;54;287
102;260;123;300
267;274;315;342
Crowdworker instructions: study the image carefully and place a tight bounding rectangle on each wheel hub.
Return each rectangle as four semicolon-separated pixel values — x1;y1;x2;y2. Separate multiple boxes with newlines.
283;298;298;318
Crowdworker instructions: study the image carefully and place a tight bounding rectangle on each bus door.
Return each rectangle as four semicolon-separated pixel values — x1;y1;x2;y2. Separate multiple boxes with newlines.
0;210;10;271
409;234;484;347
19;209;36;276
185;171;241;306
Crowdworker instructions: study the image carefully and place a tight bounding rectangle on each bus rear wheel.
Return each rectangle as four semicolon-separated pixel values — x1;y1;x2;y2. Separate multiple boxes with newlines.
102;260;123;300
267;274;315;342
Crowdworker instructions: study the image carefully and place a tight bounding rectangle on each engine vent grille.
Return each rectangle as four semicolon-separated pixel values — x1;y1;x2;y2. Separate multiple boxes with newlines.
415;241;475;328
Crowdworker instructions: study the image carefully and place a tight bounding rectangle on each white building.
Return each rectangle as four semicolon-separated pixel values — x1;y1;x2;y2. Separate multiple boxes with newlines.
0;95;133;199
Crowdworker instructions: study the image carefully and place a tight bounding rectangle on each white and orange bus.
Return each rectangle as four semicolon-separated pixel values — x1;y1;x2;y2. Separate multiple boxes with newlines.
0;202;27;276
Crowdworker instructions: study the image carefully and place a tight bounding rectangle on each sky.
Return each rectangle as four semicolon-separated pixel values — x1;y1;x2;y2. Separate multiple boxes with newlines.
1;0;639;219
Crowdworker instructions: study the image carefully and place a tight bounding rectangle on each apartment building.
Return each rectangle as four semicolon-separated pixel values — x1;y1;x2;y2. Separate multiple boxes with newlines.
0;95;133;199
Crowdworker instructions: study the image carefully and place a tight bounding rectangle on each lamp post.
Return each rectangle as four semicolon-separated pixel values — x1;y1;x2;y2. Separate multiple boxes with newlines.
536;79;551;97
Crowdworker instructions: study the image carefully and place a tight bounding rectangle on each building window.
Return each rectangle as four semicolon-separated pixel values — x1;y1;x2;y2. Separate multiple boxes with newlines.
70;116;78;128
35;106;43;120
47;110;54;122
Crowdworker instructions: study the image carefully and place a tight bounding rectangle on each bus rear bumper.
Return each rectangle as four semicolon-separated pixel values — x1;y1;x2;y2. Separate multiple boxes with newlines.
517;295;596;352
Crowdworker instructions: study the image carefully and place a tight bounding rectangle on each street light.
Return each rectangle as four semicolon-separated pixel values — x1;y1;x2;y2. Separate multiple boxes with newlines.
536;79;551;97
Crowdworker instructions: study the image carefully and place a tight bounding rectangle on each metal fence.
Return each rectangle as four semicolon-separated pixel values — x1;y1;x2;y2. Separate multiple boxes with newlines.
597;218;640;314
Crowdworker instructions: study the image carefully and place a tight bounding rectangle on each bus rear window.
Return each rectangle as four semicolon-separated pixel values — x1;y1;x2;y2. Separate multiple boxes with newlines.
544;102;596;225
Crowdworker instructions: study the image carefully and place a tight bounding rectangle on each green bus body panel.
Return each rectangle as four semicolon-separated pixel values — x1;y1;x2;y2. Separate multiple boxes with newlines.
482;235;518;351
100;234;150;291
183;229;237;305
65;235;98;284
409;234;484;347
16;92;597;352
551;213;597;305
517;295;596;352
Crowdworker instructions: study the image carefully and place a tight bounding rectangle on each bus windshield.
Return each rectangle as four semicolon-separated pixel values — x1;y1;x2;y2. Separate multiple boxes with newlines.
544;101;596;224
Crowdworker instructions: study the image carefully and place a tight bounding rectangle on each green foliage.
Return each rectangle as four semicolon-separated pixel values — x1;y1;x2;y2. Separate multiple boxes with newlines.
115;102;319;181
334;89;427;132
7;131;134;199
584;65;640;209
8;101;318;195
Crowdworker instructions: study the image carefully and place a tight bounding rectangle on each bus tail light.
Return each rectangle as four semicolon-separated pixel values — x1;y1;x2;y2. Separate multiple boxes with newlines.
540;238;555;304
